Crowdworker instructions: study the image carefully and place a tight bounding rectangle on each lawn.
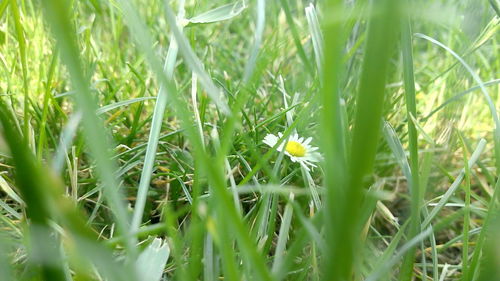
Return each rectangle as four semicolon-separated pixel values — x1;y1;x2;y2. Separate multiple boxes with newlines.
0;0;499;280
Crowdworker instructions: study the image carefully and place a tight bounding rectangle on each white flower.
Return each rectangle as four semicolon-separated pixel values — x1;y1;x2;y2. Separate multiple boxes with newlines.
263;132;321;171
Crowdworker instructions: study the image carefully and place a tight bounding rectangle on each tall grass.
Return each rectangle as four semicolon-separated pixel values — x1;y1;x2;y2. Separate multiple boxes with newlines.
0;0;498;280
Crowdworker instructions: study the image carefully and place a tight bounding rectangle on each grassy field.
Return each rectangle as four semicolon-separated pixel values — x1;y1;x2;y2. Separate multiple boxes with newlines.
0;0;499;280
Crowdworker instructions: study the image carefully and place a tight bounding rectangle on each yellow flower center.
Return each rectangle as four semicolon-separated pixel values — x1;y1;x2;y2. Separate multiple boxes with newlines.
285;141;306;157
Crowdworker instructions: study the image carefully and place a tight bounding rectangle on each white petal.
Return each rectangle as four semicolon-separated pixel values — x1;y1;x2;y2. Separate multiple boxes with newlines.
307;146;319;152
303;137;312;145
300;161;311;172
305;161;317;168
263;134;278;147
303;152;322;162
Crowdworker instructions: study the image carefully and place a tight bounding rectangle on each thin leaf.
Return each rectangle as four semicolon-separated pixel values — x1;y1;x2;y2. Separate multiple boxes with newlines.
187;1;246;26
135;238;170;281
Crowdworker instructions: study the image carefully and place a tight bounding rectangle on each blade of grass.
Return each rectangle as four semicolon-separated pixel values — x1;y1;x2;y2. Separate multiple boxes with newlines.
458;134;471;279
131;0;184;234
0;173;24;205
271;193;294;272
382;121;437;279
52;112;82;174
422;139;486;228
0;100;66;280
366;209;467;281
9;0;30;138
490;0;500;16
279;0;314;76
242;0;265;83
203;234;215;281
274;211;323;280
162;1;230;114
415;33;500;173
0;0;9;18
466;173;500;280
301;165;321;210
0;238;14;281
320;0;349;278
186;0;246;26
399;13;422;280
383;121;412;182
421;79;500;121
0;198;21;219
96;97;156;115
40;0;134;258
305;3;324;76
322;0;401;279
37;51;58;162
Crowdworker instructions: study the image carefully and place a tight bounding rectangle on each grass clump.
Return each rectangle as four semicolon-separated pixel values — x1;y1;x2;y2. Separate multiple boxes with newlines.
0;0;499;280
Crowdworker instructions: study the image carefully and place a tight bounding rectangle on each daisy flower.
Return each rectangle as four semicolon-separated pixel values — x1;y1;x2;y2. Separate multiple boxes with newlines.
263;132;321;171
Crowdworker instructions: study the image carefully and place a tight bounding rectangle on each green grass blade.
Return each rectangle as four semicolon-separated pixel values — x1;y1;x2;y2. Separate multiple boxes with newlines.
52;112;82;173
305;3;324;76
187;0;246;26
467;175;500;280
163;2;230;114
422;79;500;121
0;100;66;280
0;238;14;281
422;139;486;228
383;121;412;181
459;134;472;279
96;97;155;115
415;33;500;172
320;0;349;278
131;0;184;233
399;14;422;280
271;193;294;272
36;51;58;162
367;209;466;281
8;0;30;138
279;0;314;76
242;0;265;83
40;0;134;257
323;0;401;279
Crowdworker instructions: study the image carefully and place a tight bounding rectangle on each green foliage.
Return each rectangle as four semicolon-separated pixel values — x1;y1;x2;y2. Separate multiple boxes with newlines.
0;0;498;280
